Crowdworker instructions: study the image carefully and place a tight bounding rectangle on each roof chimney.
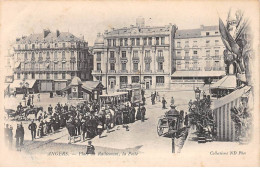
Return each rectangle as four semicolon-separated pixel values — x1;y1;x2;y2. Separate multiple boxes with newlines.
43;29;51;38
56;30;60;37
136;17;145;27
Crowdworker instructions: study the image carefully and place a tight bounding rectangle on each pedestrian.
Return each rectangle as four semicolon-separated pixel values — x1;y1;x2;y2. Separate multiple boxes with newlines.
141;106;146;122
184;113;189;127
4;124;9;145
15;123;24;150
97;121;103;138
31;93;34;105
48;104;53;115
28;120;37;141
9;125;13;148
86;141;95;155
37;93;40;102
142;96;146;105
27;97;31;107
152;93;156;105
136;105;141;120
162;97;167;109
171;97;175;105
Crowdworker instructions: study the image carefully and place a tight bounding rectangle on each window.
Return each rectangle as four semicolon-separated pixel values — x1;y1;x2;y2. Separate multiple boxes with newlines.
108;39;111;46
215;31;219;34
25;44;28;50
46;52;50;59
17;73;20;79
63;43;65;48
54;52;58;60
148;37;152;45
177;42;181;47
177;51;181;56
133;63;138;71
185;61;189;70
62;62;66;70
122;63;126;70
71;43;75;48
71;72;75;78
54;63;58;70
143;38;147;46
110;63;115;70
131;38;135;46
215;40;219;45
113;39;116;46
31;52;35;61
193;61;198;69
185;41;189;47
24;53;28;61
55;43;58;47
185;51;189;57
133;51;138;57
215;50;219;56
145;50;150;57
39;73;42;79
120;38;123;46
62;73;66;79
24;73;28;79
161;37;165;45
71;51;74;58
156;37;159;45
47;44;50;48
40;44;42;49
206;32;210;36
62;51;65;59
32;44;35;49
206;60;211;67
206;50;210;57
132;76;139;83
110;51;115;58
124;38;128;46
97;52;101;60
156;76;164;85
206;40;210;46
18;45;20;50
136;38;140;46
158;50;163;57
158;62;163;70
193;51;198;55
214;61;220;68
177;61;181;70
54;73;58;79
122;51;126;58
193;41;197;47
97;63;101;70
31;63;35;69
145;63;150;71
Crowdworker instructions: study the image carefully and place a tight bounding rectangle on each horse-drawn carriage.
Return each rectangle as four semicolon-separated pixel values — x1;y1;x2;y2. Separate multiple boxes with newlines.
5;105;43;120
157;111;181;137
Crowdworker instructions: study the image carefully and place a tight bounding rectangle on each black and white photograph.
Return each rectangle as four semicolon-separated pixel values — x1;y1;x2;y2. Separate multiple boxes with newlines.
0;0;259;167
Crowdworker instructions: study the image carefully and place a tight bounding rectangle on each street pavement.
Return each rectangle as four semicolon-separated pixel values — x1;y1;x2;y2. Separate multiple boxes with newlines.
4;89;196;156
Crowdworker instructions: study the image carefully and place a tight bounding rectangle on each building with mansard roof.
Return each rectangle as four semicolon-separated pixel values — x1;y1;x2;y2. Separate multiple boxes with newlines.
12;29;93;93
171;25;226;86
92;17;177;90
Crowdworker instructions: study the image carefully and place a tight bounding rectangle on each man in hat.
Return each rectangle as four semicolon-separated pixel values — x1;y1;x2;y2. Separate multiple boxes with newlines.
86;141;95;155
28;120;37;141
162;97;167;109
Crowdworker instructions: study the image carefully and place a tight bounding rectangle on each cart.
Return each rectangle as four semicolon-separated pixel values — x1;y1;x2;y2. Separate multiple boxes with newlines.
157;114;180;137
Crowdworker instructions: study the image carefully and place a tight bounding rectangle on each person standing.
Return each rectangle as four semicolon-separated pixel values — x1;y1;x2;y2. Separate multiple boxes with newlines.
141;106;146;122
15;123;24;150
9;125;13;148
4;124;10;145
142;96;146;105
86;141;95;155
162;97;167;109
28;120;37;141
31;94;34;105
171;97;175;106
37;93;40;102
27;95;31;107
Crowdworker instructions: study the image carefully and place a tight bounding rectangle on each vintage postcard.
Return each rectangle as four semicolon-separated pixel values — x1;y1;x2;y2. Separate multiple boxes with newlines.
0;0;259;167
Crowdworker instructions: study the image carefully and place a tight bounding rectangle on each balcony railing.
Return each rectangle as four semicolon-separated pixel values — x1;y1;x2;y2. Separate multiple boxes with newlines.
192;56;199;60
213;55;221;60
204;67;212;71
144;70;152;73
120;57;128;63
157;69;164;73
108;70;116;73
184;56;190;60
109;57;116;63
144;57;152;63
156;56;164;62
119;70;128;73
176;56;182;60
92;70;102;74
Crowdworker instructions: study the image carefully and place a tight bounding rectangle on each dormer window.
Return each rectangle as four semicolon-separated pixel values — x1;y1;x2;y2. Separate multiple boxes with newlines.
206;32;210;36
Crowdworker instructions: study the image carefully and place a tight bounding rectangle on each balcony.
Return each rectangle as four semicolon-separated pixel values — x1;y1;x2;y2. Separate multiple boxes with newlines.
96;57;101;61
62;57;66;62
204;67;212;71
144;57;152;63
119;70;128;73
184;56;190;60
120;57;128;63
92;70;102;74
108;70;116;73
109;57;116;63
157;70;164;73
156;56;164;62
192;56;199;60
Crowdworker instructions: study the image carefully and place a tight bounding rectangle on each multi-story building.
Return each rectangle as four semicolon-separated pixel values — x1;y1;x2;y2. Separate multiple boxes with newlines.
12;29;93;92
171;25;226;85
92;18;177;90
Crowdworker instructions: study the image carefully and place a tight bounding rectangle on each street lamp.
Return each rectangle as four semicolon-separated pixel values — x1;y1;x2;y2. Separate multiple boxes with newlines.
194;87;201;100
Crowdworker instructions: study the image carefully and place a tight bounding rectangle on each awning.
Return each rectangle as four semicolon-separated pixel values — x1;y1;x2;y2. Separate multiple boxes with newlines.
210;75;237;89
10;79;36;89
14;62;21;68
171;71;225;77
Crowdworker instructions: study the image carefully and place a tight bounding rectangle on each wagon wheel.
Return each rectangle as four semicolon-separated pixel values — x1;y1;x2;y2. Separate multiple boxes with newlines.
157;119;164;136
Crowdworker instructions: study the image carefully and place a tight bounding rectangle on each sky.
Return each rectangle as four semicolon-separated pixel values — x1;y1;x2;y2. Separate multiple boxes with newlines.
0;1;259;52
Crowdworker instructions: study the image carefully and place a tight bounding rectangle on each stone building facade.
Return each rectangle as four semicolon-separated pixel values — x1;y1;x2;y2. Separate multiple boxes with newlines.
171;25;226;85
12;29;93;92
92;18;177;91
